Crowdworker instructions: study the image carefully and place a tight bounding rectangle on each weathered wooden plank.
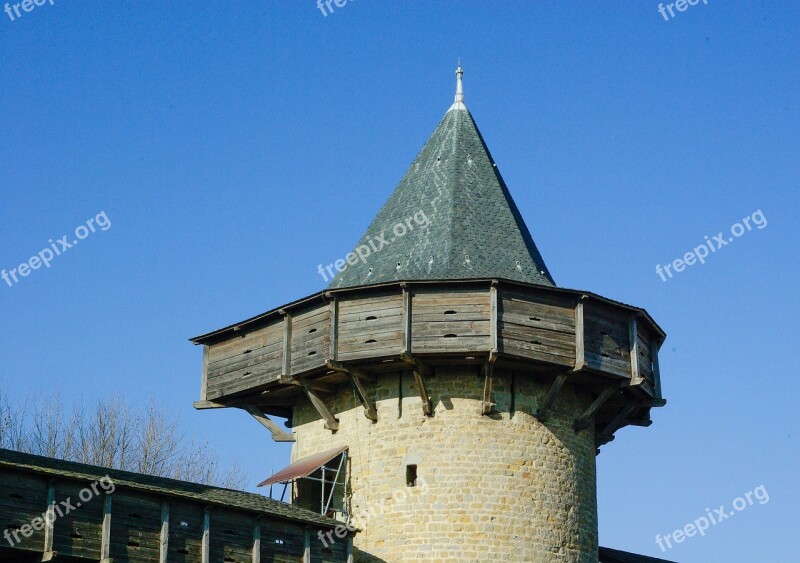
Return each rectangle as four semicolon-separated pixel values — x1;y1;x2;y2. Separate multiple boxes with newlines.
337;329;405;345
412;320;492;336
160;501;169;563
207;342;283;374
499;311;575;333
584;351;631;377
500;336;576;361
412;291;489;305
338;295;403;317
410;336;489;352
499;325;576;349
207;322;283;360
338;346;402;361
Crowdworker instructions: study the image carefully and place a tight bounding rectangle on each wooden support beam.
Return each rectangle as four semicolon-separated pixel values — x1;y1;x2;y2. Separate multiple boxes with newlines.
296;379;339;431
193;400;228;410
252;518;261;563
596;403;637;446
574;298;586;370
329;296;339;361
573;386;620;432
489;281;499;354
628;316;643;385
481;352;498;415
100;494;112;562
200;344;209;402
401;286;412;354
43;480;56;559
243;406;296;442
347;536;354;563
159;502;169;563
400;352;432;416
533;372;568;421
304;380;338;394
280;312;293;381
202;507;210;563
327;361;377;422
652;337;663;399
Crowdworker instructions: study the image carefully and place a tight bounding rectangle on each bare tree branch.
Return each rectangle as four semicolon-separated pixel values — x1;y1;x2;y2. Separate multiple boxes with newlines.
0;390;246;489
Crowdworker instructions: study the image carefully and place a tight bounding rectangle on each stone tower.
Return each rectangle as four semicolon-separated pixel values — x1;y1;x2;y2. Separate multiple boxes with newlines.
192;67;666;562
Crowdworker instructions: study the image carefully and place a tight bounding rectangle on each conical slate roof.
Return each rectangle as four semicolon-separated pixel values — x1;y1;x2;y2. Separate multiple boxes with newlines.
328;67;555;289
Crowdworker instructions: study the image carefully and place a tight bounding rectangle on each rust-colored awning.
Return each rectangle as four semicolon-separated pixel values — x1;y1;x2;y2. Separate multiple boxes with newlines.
257;446;348;487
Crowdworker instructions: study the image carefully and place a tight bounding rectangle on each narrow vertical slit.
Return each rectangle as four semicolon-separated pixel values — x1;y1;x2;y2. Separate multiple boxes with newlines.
398;371;403;419
510;370;516;418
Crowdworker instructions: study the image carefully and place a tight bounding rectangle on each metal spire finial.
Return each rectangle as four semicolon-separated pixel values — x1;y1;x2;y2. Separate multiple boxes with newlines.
449;63;466;111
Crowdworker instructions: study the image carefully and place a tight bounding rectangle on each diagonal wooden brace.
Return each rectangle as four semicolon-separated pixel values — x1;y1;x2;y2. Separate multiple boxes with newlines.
573;386;620;432
400;352;432;416
295;378;339;431
533;372;569;421
327;361;377;422
243;406;296;442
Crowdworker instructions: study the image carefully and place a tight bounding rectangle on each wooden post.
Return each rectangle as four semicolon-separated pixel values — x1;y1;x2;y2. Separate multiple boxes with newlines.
303;529;311;563
629;316;642;384
200;344;209;402
43;480;56;560
574;298;585;370
281;312;293;380
489;281;498;354
252;518;261;563
652;338;663;399
347;536;354;563
202;507;210;563
329;296;339;361
100;493;112;562
159;501;169;563
401;286;412;354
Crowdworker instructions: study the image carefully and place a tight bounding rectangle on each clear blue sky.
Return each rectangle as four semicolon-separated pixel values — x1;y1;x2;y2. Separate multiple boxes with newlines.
1;1;797;560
